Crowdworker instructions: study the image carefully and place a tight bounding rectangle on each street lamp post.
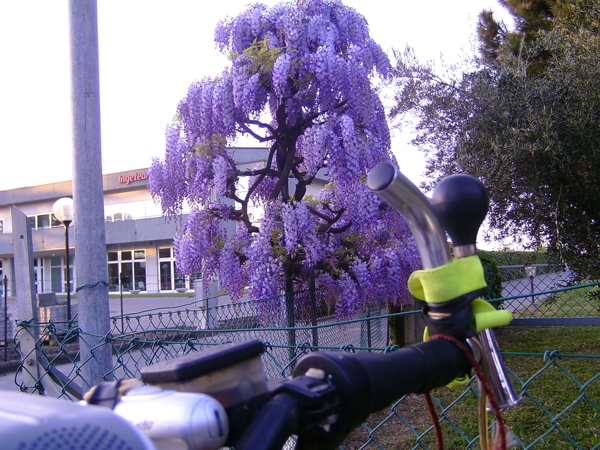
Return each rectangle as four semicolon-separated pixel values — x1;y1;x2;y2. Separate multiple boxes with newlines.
53;198;74;321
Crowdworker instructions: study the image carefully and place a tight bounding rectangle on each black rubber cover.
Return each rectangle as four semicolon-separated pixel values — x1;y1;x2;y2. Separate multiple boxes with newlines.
234;393;300;450
140;340;264;383
367;162;396;191
430;174;489;247
288;338;470;450
348;339;469;413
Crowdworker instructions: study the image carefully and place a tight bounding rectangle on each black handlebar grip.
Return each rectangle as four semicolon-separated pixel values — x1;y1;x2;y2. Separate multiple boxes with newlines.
351;338;470;412
430;174;489;247
293;339;470;427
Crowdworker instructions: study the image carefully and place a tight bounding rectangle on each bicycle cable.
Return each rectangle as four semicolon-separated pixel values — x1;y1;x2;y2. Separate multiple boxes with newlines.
426;334;507;450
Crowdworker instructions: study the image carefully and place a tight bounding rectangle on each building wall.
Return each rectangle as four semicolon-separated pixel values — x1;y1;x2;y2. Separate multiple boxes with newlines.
0;149;328;296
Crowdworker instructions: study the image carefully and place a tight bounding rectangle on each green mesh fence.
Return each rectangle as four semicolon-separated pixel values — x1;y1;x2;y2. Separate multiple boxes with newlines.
12;286;600;450
498;266;599;320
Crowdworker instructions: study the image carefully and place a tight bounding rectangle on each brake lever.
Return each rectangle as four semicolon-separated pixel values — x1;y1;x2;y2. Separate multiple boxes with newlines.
233;373;340;450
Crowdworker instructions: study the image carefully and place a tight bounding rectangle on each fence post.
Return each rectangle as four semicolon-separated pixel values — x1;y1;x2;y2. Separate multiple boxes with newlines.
367;306;372;351
404;299;426;346
310;277;318;348
201;281;219;330
285;273;296;365
11;206;43;392
3;275;7;362
525;266;537;309
120;273;124;334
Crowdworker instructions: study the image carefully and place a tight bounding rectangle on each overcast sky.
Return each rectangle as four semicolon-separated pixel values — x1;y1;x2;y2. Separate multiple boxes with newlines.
0;0;513;192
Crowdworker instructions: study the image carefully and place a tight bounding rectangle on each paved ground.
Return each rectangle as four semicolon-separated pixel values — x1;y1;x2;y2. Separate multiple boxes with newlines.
0;370;19;391
501;272;572;312
0;306;389;393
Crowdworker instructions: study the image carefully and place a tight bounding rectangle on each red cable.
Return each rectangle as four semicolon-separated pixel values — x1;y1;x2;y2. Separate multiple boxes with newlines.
424;391;445;449
425;334;507;450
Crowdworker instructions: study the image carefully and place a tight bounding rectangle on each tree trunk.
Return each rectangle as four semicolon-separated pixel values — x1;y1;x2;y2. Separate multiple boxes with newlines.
388;303;406;348
285;269;296;369
309;276;318;347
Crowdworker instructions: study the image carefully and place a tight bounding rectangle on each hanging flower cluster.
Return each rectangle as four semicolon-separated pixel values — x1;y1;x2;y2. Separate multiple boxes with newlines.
150;0;420;314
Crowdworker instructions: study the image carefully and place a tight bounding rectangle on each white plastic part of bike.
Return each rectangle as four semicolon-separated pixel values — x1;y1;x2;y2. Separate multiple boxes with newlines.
0;390;155;450
113;386;228;450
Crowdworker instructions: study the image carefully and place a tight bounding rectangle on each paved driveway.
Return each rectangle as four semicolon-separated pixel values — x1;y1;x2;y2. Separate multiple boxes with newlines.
501;272;572;312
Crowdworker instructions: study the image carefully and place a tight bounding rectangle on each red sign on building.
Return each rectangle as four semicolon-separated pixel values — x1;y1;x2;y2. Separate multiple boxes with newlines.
120;173;148;185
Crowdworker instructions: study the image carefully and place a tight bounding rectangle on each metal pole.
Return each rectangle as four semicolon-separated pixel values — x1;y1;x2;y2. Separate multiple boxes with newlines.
285;272;296;367
310;277;318;348
366;306;372;352
70;0;112;385
530;275;535;307
4;275;7;362
120;273;124;334
64;221;72;321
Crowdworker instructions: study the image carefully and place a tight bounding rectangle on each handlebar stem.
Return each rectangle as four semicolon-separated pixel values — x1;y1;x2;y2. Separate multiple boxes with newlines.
367;163;451;269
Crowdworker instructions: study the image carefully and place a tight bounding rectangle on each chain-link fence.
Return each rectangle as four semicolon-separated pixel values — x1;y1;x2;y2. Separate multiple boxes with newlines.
22;273;204;297
107;290;388;381
0;274;209;362
10;284;599;449
1;275;18;361
499;265;599;323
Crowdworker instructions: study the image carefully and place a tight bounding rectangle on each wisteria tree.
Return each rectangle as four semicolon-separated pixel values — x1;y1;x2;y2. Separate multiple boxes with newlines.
149;0;420;318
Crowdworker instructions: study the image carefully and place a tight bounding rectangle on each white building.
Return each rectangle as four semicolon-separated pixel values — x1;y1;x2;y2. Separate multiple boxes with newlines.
0;147;327;297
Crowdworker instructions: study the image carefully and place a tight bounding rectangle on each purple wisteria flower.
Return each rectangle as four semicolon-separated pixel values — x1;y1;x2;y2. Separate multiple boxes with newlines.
149;0;420;318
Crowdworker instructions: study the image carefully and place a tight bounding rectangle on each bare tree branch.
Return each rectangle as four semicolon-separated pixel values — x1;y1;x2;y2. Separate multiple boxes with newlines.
318;222;352;234
237;122;274;142
307;205;334;222
243;119;277;136
236;167;280;178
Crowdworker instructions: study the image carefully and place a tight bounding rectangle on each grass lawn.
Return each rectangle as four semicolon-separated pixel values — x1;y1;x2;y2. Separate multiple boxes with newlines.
342;326;599;450
534;284;600;318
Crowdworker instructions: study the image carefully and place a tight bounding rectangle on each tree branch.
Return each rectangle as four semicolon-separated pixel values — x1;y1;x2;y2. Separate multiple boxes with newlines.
243;119;277;136
318;222;353;234
307;205;334;222
308;204;348;234
324;203;345;215
237;122;275;142
236;167;280;178
297;100;348;130
269;139;296;201
291;165;316;202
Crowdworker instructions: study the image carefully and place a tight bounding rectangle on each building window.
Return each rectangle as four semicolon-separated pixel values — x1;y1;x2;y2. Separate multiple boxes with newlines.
51;256;62;293
50;256;73;293
34;258;44;294
37;214;50;229
26;213;62;230
108;250;146;292
105;211;133;222
158;247;187;291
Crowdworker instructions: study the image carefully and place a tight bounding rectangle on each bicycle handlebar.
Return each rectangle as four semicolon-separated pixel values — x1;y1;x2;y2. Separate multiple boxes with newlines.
235;338;471;450
62;163;517;450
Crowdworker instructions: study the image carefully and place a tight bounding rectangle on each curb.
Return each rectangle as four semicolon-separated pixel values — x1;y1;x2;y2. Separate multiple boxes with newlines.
0;348;80;376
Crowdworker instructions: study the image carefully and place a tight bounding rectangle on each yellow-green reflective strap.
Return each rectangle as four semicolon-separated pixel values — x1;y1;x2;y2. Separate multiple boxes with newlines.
413;255;513;390
408;255;486;303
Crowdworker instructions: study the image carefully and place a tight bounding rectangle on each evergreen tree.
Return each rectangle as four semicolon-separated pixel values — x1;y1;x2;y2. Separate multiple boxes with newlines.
478;0;564;74
391;0;600;278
